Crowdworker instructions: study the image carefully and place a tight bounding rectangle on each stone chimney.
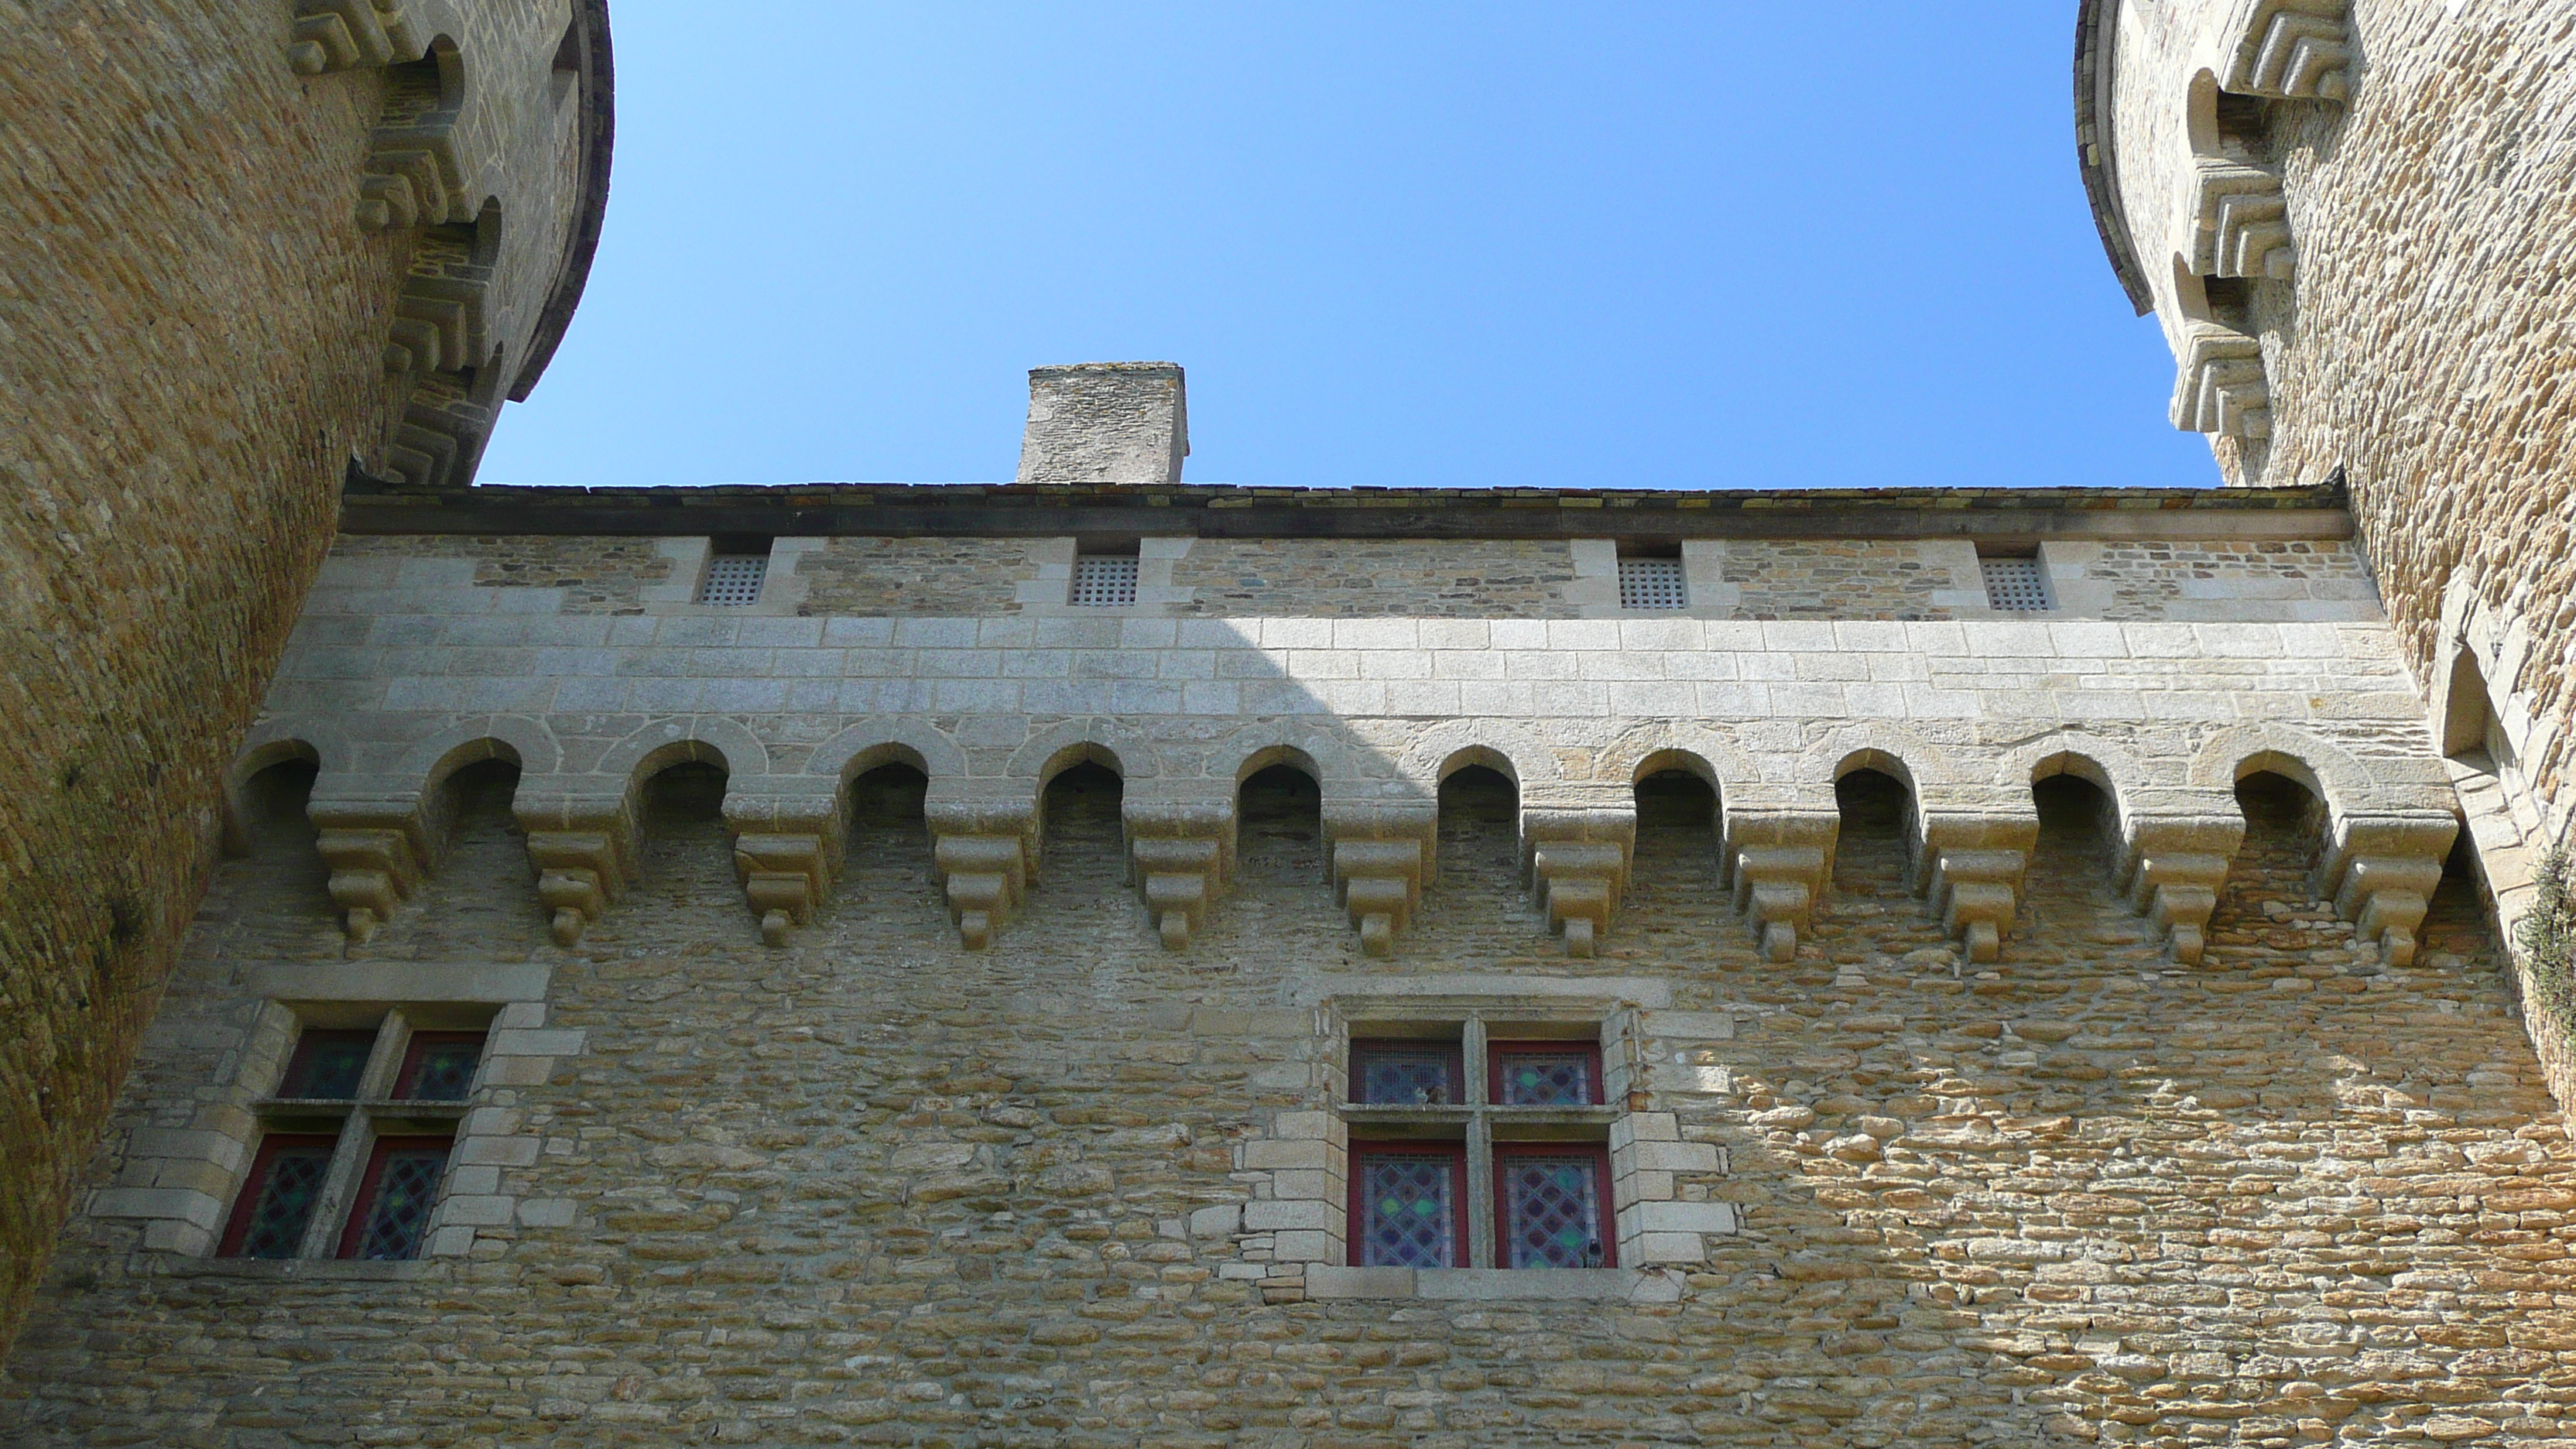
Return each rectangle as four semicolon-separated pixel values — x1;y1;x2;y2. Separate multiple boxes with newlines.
1015;361;1188;485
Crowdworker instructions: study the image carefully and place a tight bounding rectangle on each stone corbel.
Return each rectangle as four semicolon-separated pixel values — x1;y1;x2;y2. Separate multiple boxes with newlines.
927;801;1037;951
2120;816;2246;964
1324;803;1439;957
2315;813;2458;967
286;0;426;76
1522;807;1636;958
2186;159;2295;280
1913;811;2040;964
1126;799;1235;951
1723;807;1838;963
517;796;639;947
307;799;433;943
359;115;468;234
2171;322;2272;440
2222;0;2351;103
724;790;843;947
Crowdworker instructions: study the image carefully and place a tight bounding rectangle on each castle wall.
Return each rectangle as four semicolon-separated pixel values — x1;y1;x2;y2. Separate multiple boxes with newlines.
2;640;2562;1444
0;0;608;1355
2094;0;2576;1125
15;509;2574;1443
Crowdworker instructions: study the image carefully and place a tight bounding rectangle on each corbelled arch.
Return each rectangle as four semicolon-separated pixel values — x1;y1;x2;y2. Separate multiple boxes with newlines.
2186;723;2370;815
592;716;770;788
805;719;964;787
394;714;560;790
1005;718;1160;786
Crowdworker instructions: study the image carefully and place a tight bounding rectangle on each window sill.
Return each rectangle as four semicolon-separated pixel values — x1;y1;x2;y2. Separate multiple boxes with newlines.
146;1255;442;1283
1303;1266;1680;1303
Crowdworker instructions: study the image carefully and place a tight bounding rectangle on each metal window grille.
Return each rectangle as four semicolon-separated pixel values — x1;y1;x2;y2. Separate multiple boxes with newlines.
697;553;768;605
1619;557;1687;610
1070;555;1139;608
1981;556;2052;611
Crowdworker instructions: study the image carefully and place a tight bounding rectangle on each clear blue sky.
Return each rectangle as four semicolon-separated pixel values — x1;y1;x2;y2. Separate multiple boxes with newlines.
482;3;2221;492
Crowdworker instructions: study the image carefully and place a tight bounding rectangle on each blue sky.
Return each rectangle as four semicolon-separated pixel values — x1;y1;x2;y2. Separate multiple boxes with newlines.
482;3;2219;492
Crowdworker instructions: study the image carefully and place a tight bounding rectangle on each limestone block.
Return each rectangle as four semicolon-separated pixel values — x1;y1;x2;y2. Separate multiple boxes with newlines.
360;115;468;235
2185;157;2296;280
726;793;841;947
2122;814;2246;964
1523;806;1636;957
518;796;639;947
2170;322;2272;439
1126;799;1234;951
1916;811;2040;963
2221;0;2351;102
307;803;430;943
1324;803;1438;957
927;801;1037;951
1015;362;1188;486
286;0;426;76
1723;808;1838;961
2316;813;2459;967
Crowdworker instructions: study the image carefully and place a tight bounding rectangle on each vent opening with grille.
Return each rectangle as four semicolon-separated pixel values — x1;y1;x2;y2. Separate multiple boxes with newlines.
1070;554;1139;608
1980;556;2052;611
697;550;769;606
1618;557;1687;611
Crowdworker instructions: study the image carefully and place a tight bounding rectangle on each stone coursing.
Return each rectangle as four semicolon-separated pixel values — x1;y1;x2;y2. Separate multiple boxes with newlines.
2079;540;2372;622
335;533;676;611
2095;0;2574;889
1170;540;1583;618
0;0;607;1356
1718;541;1969;621
6;726;2568;1444
797;537;1050;617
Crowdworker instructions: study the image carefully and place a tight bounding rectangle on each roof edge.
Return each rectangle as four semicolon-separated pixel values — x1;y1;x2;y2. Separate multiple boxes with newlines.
338;480;2355;543
506;0;615;401
2076;0;2156;316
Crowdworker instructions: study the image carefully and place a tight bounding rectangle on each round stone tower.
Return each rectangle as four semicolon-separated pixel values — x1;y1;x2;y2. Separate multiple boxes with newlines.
0;0;612;1353
2078;0;2575;988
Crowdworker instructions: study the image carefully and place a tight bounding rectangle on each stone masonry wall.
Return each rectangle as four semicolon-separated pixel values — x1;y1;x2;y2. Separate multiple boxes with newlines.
1170;540;1581;618
335;534;677;612
798;537;1051;616
332;532;2383;623
0;2;411;1358
8;733;2572;1444
2102;0;2576;838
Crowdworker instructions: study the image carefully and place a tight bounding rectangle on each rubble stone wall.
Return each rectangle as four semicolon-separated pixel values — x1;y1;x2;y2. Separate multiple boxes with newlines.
5;719;2566;1445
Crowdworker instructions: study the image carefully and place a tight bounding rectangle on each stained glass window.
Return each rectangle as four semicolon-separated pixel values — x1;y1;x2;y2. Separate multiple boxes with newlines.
1498;1151;1611;1269
1355;1148;1461;1268
338;1137;453;1261
1351;1041;1462;1106
277;1029;376;1099
219;1134;337;1259
393;1032;485;1101
1490;1043;1601;1107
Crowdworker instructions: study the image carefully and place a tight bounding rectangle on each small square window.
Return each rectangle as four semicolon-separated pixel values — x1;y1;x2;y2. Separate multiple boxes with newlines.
1495;1146;1614;1268
1488;1042;1604;1106
335;1135;454;1261
1981;556;2051;611
1351;1039;1464;1106
1070;554;1139;608
218;1133;339;1259
1350;1142;1466;1268
697;552;768;606
1619;557;1687;611
392;1032;486;1102
276;1029;377;1101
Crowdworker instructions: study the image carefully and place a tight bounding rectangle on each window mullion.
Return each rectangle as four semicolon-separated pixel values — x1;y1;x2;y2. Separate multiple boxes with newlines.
298;1108;376;1259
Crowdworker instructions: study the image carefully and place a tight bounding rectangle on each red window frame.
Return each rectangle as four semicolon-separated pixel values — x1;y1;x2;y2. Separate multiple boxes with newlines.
1492;1142;1618;1269
217;1132;339;1258
334;1134;455;1260
1487;1040;1607;1107
1346;1139;1469;1269
392;1030;488;1101
1348;1038;1466;1106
